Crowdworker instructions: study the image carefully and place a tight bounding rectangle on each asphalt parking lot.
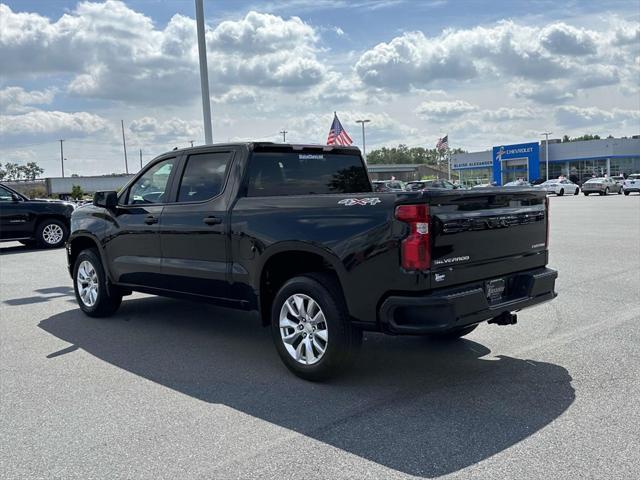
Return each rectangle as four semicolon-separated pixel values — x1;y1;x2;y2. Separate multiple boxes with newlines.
1;193;639;479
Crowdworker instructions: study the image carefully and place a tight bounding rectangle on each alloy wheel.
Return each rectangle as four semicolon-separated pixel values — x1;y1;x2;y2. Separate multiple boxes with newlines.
77;260;99;307
279;293;329;365
42;224;64;245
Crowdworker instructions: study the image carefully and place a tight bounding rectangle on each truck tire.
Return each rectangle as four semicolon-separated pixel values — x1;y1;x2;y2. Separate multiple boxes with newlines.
434;324;478;340
271;273;362;381
73;248;122;317
583;192;589;196
36;219;68;248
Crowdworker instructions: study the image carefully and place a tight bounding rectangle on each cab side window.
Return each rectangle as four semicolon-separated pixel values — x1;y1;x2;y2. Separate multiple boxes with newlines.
177;152;231;203
0;186;15;202
126;158;176;205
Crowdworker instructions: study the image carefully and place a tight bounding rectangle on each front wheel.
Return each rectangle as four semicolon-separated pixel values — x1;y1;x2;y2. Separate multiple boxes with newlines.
603;187;609;195
574;188;579;195
558;188;564;196
624;190;630;196
73;249;122;317
583;192;589;196
271;273;362;381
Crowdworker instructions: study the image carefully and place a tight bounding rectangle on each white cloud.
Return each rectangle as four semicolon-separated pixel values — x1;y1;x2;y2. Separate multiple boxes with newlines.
354;20;632;99
0;110;110;137
0;3;326;105
554;106;640;128
415;100;477;120
128;116;202;142
0;86;56;114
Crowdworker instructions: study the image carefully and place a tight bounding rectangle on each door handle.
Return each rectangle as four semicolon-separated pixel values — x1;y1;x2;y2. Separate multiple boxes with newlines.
144;215;158;225
203;216;222;226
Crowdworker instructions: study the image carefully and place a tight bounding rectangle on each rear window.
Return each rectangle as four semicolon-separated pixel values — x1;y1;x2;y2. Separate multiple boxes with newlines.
246;152;371;196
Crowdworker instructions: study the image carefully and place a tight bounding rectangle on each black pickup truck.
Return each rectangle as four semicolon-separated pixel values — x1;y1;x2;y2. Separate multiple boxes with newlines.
67;143;557;380
1;182;74;248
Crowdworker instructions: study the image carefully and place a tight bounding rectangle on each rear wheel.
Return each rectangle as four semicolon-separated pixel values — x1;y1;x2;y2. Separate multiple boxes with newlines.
558;188;564;196
624;190;630;196
574;188;579;195
603;187;609;195
583;192;589;196
36;219;68;248
271;273;362;381
434;324;478;340
73;249;122;317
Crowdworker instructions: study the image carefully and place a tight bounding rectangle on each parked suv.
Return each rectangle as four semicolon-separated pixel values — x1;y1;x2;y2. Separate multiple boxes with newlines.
0;183;74;248
623;174;640;195
67;143;557;380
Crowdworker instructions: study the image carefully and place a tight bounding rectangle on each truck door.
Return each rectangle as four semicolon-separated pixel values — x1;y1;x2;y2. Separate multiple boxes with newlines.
104;157;177;287
158;150;233;301
0;185;33;240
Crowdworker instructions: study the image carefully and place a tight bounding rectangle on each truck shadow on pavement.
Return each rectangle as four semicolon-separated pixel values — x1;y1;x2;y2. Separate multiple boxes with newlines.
39;296;575;478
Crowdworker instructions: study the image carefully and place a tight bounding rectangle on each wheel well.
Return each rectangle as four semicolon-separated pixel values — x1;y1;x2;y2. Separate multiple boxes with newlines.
259;251;341;326
69;236;99;270
36;214;70;228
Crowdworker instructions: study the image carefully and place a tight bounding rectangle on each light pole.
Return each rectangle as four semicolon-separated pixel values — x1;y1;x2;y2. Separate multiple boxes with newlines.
195;0;213;144
121;120;129;174
542;132;552;181
59;139;65;178
356;119;370;163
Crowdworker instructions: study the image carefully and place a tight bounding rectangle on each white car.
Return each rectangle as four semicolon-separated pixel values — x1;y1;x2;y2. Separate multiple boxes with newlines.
623;173;640;195
535;179;580;196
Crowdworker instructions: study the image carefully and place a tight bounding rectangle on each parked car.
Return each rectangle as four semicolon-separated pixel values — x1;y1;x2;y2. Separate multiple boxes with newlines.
582;177;623;195
535;179;580;196
372;180;405;192
611;175;625;188
406;180;459;191
67;143;557;380
504;180;532;187
0;183;74;248
623;174;640;195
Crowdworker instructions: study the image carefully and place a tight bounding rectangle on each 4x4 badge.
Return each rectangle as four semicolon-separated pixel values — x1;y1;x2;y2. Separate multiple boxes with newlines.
338;197;381;206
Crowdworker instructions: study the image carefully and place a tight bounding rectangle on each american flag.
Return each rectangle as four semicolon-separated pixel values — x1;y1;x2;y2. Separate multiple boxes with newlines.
436;134;449;152
326;113;353;146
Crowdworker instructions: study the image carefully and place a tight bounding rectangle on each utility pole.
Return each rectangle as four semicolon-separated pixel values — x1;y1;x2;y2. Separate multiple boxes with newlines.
355;119;370;163
189;140;194;147
279;130;288;142
121;120;129;174
59;139;65;178
195;0;213;144
541;132;552;181
139;149;143;170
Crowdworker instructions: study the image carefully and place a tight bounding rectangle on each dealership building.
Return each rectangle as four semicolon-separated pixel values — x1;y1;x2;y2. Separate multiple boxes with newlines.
451;137;640;186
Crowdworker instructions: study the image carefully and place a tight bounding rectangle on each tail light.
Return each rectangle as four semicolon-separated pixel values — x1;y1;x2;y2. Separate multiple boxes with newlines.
395;204;431;270
545;197;550;247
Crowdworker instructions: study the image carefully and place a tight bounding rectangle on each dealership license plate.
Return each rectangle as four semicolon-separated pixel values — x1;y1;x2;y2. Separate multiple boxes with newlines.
485;278;506;303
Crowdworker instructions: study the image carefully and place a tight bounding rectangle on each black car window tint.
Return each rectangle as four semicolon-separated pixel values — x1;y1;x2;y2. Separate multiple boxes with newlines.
177;152;231;202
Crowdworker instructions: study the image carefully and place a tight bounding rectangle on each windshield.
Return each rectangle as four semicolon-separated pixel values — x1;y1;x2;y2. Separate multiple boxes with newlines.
586;178;604;183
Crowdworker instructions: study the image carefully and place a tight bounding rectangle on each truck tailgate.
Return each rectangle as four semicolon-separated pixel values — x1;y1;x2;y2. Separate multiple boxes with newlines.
427;188;548;284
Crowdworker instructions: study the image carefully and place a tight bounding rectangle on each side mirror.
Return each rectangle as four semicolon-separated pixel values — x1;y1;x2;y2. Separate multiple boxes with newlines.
93;191;118;209
12;194;22;202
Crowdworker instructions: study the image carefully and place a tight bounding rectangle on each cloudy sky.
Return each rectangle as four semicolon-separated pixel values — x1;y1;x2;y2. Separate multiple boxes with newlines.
1;0;638;176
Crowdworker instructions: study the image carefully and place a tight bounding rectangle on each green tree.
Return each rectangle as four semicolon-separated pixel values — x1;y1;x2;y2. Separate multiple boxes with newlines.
21;162;45;180
71;185;84;200
3;162;20;181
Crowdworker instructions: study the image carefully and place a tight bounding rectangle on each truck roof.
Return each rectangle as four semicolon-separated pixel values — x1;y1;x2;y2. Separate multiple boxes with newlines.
169;142;362;155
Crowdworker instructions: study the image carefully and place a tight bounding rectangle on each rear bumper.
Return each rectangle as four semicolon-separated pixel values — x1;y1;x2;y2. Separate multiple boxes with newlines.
379;267;557;335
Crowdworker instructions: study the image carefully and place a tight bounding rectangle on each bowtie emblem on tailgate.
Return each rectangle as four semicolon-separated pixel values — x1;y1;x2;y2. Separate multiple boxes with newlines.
338;197;381;206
